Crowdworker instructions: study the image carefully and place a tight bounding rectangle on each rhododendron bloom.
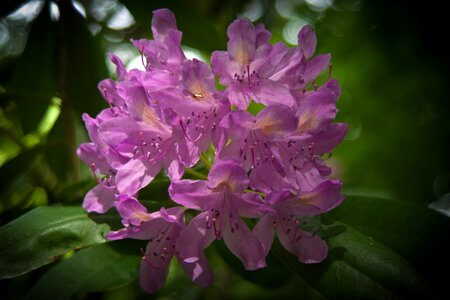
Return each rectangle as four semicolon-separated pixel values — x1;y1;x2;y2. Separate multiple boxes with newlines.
170;160;267;271
77;8;347;294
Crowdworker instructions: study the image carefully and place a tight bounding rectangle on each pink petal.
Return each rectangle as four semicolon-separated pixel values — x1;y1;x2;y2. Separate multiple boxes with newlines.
207;160;249;193
310;122;349;154
286;179;344;215
255;105;298;136
175;212;216;263
297;25;317;58
227;18;256;65
83;184;116;213
166;157;184;181
115;159;158;196
255;23;271;47
210;51;234;85
77;143;110;174
303;54;330;83
238;193;273;218
114;197;151;226
108;53;127;81
151;9;178;40
223;217;266;270
98;78;126;107
139;248;170;294
253;214;276;256
178;254;213;287
249;161;294;193
297;86;340;134
252;79;295;107
279;229;328;264
107;217;169;241
169;180;213;210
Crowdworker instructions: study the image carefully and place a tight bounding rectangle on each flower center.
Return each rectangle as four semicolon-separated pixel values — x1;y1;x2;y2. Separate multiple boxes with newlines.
233;65;260;89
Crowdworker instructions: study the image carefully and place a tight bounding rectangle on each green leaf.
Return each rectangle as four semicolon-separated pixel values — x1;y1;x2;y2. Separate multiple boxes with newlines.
272;221;430;300
327;196;450;295
0;206;109;279
27;243;140;300
218;195;447;299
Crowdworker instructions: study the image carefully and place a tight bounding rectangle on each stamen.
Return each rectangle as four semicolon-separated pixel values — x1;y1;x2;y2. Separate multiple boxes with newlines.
292;218;299;243
140;46;148;69
327;63;333;81
138;131;146;157
89;163;116;190
102;88;113;109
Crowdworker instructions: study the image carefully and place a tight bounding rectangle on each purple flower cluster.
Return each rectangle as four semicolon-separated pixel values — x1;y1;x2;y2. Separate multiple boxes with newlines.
77;9;347;293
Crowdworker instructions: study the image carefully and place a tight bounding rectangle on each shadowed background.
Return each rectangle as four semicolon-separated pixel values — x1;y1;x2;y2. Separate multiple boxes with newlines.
0;0;449;299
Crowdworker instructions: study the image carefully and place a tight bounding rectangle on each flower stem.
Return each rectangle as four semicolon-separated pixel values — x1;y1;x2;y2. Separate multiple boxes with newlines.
185;168;208;180
200;153;212;170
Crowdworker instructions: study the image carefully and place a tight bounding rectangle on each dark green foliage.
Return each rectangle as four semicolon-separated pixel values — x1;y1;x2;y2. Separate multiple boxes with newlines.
0;206;109;279
27;243;141;300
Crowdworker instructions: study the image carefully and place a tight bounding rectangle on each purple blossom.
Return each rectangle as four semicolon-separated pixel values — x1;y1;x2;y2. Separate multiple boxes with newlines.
132;9;185;72
77;8;347;294
254;180;344;263
107;197;212;293
169;160;267;270
149;58;230;151
211;18;296;109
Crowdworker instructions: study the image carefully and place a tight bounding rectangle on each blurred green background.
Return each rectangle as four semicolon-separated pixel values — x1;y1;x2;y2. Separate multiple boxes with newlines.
0;0;449;299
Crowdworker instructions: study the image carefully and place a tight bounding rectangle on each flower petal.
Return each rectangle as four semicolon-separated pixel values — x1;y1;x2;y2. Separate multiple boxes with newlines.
176;212;216;263
139;245;171;294
255;105;298;137
115;158;159;196
151;9;178;40
115;197;151;226
297;25;317;58
286;179;344;215
108;53;127;81
210;51;234;85
166;156;184;180
298;86;340;134
98;78;126;107
220;110;255;131
279;229;328;264
309;122;349;154
83;184;116;213
255;23;271;47
178;254;213;288
251;79;295;107
207;159;249;193
303;54;330;84
238;193;273;218
77;142;110;174
223;217;266;270
249;161;294;193
169;180;213;210
253;214;276;256
227;18;256;65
